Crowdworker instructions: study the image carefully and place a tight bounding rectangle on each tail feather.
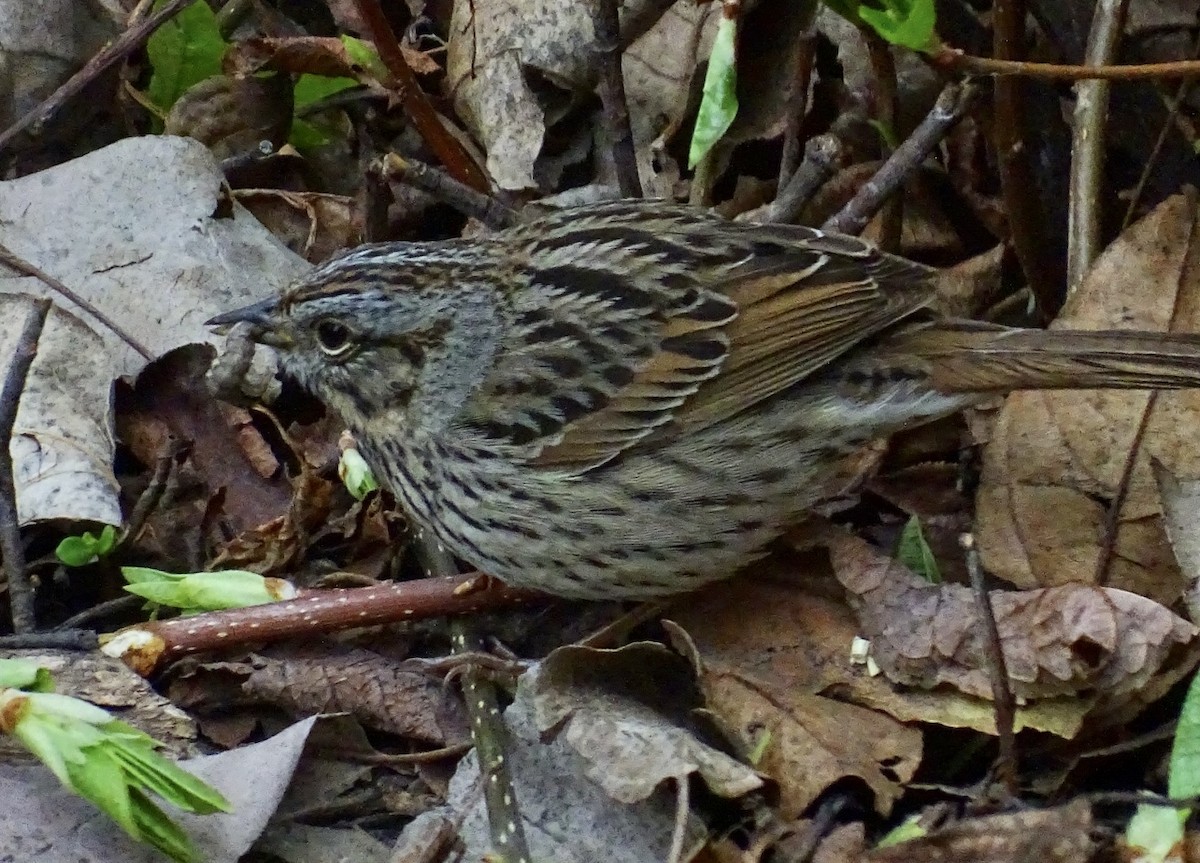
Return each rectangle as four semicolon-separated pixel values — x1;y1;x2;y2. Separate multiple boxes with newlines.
892;322;1200;394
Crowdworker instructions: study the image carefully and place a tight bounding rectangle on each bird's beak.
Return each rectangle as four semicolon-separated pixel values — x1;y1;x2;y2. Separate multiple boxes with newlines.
206;298;293;347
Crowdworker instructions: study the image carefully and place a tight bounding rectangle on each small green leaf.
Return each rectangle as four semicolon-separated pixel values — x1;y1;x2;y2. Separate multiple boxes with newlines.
122;566;287;614
876;813;928;847
825;0;939;53
1124;669;1200;860
56;525;119;567
339;446;379;500
858;0;938;52
896;516;941;583
146;0;228;111
2;685;231;863
1125;802;1185;862
688;12;739;169
1169;670;1200;801
290;74;358;149
0;658;53;691
293;74;358;110
341;36;387;79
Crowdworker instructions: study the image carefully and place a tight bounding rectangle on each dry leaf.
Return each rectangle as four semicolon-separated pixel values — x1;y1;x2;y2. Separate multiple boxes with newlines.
446;0;717;191
408;686;708;862
827;528;1198;700
529;641;763;803
867;801;1093;863
243;647;469;745
664;567;921;812
0;136;308;526
976;191;1200;602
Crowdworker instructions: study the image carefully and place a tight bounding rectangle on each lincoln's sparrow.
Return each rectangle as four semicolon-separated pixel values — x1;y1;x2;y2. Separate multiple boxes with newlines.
210;200;1200;599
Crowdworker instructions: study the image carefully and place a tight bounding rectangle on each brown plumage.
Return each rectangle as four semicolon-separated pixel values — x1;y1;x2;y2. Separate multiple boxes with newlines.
210;200;1200;598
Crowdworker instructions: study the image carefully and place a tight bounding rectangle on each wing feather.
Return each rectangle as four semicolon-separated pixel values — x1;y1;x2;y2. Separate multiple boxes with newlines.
456;201;935;472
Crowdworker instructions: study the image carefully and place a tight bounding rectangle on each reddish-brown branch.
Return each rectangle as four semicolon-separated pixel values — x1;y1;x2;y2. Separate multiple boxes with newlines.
104;576;545;676
352;0;489;191
990;0;1059;322
933;45;1200;80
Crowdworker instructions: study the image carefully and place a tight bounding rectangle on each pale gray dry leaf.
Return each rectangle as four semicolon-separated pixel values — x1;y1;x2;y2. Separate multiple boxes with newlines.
829;529;1198;700
529;642;763;803
0;296;116;524
0;715;318;863
1154;460;1200;624
446;0;716;191
0;0;112;121
400;693;708;863
0;135;309;525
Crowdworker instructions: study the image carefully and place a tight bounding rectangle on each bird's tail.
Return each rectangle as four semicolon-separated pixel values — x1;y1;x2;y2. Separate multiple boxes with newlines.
885;320;1200;394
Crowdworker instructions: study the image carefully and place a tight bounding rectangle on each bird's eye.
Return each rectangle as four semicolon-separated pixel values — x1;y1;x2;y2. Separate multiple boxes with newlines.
315;319;355;356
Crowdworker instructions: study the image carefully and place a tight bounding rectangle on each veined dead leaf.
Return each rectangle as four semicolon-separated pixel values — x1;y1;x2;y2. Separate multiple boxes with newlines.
976;191;1200;604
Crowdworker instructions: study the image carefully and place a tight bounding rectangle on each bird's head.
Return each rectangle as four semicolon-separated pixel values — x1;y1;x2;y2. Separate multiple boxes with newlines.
208;242;505;433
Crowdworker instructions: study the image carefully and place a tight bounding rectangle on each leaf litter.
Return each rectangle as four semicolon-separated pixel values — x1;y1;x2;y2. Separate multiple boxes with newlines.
2;1;1200;861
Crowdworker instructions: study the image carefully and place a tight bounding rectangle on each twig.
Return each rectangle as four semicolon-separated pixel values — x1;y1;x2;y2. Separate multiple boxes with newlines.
0;0;197;154
352;0;489;192
0;298;52;633
778;29;817;188
0;243;154;360
594;0;642;197
932;46;1200;80
766;133;842;224
377;153;516;229
823;83;974;236
960;533;1017;795
324;742;473;765
451;620;533;863
103;575;543;676
0;629;98;650
1121;28;1200;230
667;774;690;863
53;595;144;632
413;536;533;863
1067;0;1130;297
992;0;1059;322
122;443;186;547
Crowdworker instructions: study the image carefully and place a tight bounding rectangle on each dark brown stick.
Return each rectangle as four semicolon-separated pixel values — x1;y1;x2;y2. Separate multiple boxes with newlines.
0;0;197;154
378;153;516;229
0;243;154;360
991;0;1059;322
863;28;902;251
594;0;642;197
778;29;817;187
0;298;52;633
961;533;1018;794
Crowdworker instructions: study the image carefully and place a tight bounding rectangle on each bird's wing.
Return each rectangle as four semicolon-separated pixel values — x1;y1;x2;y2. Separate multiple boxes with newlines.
457;200;935;472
